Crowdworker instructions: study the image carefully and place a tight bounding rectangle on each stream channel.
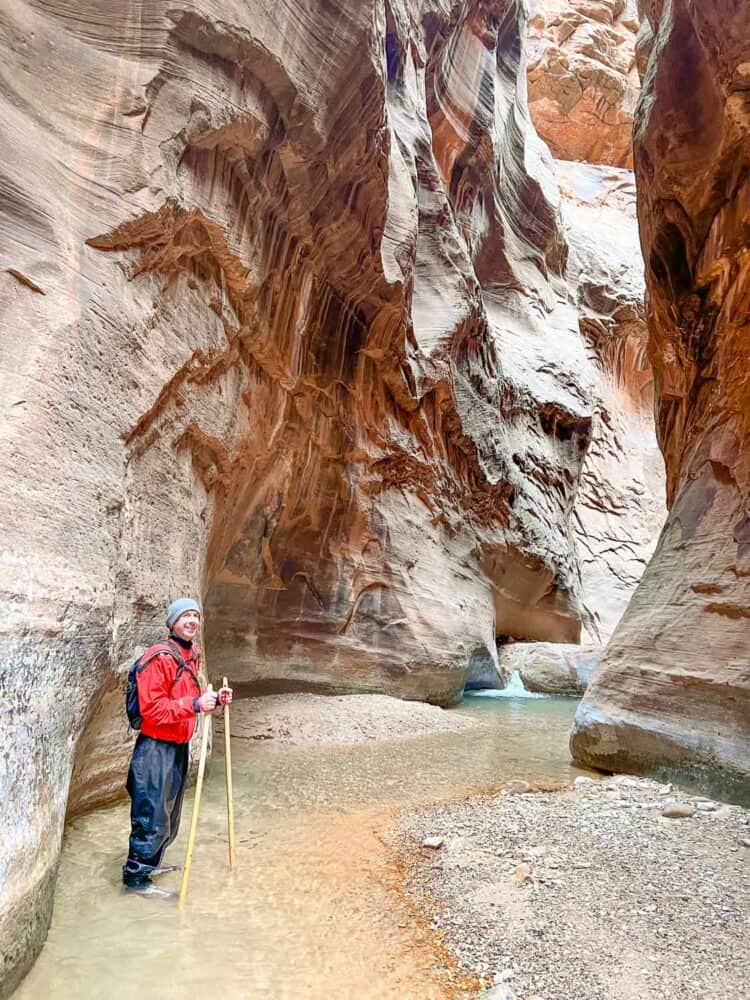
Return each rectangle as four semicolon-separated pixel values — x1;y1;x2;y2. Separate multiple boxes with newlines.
17;691;586;999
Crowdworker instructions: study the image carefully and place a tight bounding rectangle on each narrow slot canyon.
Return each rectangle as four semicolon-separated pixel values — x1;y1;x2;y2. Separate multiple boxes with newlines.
1;0;747;997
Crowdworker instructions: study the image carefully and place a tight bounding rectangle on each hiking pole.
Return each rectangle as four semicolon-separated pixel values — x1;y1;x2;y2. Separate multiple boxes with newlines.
223;675;236;869
178;684;213;907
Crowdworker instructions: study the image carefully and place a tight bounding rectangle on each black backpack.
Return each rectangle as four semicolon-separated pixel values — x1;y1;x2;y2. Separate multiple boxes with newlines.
125;639;198;730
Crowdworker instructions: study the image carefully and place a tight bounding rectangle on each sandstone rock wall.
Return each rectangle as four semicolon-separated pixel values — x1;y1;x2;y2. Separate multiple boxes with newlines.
524;1;665;645
499;640;601;694
0;1;623;991
557;159;664;642
527;0;639;167
571;0;750;793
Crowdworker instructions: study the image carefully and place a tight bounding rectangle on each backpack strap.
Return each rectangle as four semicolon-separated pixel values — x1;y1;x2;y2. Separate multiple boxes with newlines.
164;638;201;695
136;639;201;696
135;647;173;672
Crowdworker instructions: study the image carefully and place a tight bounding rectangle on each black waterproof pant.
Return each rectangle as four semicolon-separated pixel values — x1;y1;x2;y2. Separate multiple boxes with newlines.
122;734;189;886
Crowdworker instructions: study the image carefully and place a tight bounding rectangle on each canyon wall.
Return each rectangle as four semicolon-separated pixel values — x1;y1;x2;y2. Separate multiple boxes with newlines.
559;159;663;643
526;0;664;645
527;0;639;168
0;0;662;992
0;0;589;991
571;0;750;793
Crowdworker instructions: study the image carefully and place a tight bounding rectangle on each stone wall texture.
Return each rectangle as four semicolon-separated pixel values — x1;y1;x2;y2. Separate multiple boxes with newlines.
0;0;662;993
557;159;664;643
571;0;750;795
527;0;639;166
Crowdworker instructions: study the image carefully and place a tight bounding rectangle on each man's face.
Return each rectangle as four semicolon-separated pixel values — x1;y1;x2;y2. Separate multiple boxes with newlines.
172;610;201;642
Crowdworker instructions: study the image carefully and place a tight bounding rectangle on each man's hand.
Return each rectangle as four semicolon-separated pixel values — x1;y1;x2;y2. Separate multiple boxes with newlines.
197;690;218;713
217;686;233;707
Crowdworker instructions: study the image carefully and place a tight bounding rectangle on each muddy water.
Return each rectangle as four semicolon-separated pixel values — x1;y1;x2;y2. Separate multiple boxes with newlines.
17;696;583;1000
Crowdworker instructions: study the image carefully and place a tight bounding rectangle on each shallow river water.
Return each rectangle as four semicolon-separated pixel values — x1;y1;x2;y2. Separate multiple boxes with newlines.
17;695;584;1000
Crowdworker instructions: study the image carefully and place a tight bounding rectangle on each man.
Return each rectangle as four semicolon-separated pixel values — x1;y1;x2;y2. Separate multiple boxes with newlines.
122;597;232;896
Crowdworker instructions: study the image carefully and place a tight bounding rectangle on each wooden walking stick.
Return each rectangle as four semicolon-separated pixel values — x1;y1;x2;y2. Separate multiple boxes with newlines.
223;675;236;870
178;684;213;907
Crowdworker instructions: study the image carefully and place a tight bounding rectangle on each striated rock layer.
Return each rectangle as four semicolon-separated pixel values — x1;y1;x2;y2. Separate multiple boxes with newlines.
571;0;750;793
558;159;664;642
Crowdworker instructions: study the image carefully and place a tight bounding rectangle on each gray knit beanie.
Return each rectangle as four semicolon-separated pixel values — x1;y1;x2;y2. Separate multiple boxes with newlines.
166;597;201;628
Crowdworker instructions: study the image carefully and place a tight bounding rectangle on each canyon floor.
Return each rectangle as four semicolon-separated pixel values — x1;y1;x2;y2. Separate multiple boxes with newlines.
16;695;750;999
395;777;750;1000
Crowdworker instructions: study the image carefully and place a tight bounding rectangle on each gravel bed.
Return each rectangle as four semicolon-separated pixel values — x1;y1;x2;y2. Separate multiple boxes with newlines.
394;776;750;1000
222;693;483;744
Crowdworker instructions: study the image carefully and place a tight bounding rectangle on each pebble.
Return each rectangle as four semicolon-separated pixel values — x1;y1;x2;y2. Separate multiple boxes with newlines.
421;836;444;849
695;801;719;812
573;776;596;787
612;775;646;788
506;779;532;794
446;835;469;853
481;987;516;1000
661;802;696;819
513;863;533;885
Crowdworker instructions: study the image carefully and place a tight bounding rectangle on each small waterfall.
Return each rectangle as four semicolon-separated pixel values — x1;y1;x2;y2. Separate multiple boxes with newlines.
464;671;548;700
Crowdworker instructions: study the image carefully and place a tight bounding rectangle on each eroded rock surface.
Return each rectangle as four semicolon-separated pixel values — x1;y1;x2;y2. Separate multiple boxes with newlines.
558;160;664;642
0;0;608;990
527;0;639;166
572;0;750;791
525;3;664;643
0;0;665;992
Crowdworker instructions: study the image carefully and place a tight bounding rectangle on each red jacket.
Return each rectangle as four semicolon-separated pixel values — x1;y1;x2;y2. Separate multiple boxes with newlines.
136;638;203;744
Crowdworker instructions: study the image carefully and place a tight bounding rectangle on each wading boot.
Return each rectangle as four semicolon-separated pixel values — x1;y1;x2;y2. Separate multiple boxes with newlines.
123;878;176;900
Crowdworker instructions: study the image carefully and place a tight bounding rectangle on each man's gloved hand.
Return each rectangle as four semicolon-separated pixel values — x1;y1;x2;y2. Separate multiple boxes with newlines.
197;690;218;713
217;686;233;707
